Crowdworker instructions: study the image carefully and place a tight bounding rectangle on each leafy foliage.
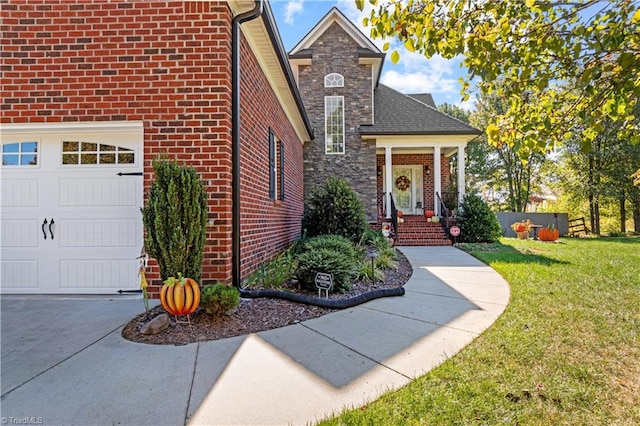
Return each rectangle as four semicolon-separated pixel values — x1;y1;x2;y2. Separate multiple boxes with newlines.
244;249;296;290
302;234;359;260
295;235;360;293
358;0;640;176
141;158;208;281
200;284;240;317
302;177;369;243
458;193;502;243
356;260;385;283
467;92;546;211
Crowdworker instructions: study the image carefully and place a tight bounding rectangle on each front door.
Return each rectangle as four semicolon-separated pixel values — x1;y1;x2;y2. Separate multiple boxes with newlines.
388;165;423;215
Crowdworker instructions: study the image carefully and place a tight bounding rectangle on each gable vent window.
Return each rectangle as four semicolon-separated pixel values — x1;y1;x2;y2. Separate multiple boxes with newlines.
324;73;344;88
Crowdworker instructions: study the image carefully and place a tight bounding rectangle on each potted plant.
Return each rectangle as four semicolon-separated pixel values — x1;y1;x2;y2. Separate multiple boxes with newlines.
141;157;208;316
511;220;532;240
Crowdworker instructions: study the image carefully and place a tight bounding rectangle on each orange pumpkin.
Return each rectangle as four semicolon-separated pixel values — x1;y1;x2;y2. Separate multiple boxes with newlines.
539;226;559;241
160;277;201;315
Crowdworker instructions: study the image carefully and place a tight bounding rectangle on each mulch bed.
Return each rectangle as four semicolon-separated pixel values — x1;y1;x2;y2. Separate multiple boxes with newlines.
121;249;413;345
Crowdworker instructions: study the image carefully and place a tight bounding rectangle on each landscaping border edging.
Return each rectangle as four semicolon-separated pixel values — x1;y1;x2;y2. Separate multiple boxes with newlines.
239;287;405;309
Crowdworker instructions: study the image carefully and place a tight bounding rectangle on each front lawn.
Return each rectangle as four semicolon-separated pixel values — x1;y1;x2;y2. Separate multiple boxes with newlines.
321;237;640;425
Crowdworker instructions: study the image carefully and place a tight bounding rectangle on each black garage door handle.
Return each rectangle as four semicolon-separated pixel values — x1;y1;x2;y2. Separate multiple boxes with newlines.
49;218;55;240
42;218;48;240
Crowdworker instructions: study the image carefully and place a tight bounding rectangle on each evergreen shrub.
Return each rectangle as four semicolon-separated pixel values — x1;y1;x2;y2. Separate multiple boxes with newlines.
200;284;240;317
302;177;368;243
141;158;208;281
458;193;502;243
295;235;360;293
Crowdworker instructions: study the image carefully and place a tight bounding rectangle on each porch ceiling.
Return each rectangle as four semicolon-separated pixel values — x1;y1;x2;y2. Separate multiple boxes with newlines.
375;146;459;157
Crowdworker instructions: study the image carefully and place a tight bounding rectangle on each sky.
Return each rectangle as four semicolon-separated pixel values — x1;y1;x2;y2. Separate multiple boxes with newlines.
270;0;475;109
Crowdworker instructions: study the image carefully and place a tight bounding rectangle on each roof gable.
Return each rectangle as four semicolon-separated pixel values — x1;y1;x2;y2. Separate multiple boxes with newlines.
290;7;380;55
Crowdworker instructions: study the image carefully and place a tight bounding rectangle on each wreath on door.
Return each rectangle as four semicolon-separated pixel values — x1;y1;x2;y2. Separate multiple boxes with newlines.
395;175;411;191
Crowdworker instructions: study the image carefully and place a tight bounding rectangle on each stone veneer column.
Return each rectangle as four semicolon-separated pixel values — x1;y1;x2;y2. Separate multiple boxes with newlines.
297;23;377;221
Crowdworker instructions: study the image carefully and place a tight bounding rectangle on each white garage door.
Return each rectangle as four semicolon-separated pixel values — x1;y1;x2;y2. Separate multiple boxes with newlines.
1;122;144;294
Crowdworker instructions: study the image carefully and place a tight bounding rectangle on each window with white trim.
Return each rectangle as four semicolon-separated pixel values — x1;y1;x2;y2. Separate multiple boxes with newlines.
325;96;344;154
1;142;38;166
61;141;135;165
324;73;344;87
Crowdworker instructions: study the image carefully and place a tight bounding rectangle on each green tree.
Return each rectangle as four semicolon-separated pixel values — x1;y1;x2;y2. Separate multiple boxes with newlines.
469;92;546;212
357;0;640;179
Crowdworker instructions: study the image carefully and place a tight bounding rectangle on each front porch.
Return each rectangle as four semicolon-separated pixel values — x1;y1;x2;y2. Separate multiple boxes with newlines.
376;146;465;219
373;146;464;246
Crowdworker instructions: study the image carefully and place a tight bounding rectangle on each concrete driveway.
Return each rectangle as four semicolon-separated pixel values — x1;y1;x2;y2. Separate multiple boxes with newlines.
1;247;510;425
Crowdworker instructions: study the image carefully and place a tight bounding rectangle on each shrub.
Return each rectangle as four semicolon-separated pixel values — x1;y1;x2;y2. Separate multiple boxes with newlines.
141;158;208;281
375;252;399;270
295;248;358;293
244;249;295;290
457;193;502;243
302;177;368;243
359;229;385;247
200;284;240;317
302;234;358;261
356;260;385;283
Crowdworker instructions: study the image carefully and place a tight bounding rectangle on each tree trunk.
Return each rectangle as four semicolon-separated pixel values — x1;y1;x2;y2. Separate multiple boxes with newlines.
619;196;626;234
633;196;640;234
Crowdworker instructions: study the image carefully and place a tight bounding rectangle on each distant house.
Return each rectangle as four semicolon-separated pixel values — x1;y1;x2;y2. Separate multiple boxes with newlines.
0;2;478;296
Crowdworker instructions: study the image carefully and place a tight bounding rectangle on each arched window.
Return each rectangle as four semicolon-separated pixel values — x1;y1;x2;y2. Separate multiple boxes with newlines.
324;73;344;88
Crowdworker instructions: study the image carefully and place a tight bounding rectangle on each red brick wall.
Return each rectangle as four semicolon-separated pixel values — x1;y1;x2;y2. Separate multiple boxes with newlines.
376;153;452;215
237;37;305;281
1;1;305;294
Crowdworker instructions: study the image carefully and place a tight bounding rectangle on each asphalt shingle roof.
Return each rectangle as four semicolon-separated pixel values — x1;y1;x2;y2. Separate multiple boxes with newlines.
360;84;481;136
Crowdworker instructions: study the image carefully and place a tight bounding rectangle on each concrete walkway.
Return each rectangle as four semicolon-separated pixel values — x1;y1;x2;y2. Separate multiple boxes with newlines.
1;247;510;426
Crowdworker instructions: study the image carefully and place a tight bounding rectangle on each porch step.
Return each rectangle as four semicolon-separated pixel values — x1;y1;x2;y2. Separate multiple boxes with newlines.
396;216;452;246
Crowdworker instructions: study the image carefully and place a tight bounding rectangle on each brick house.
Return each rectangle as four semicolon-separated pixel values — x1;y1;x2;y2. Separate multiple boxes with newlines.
0;2;478;296
0;1;312;295
290;8;479;245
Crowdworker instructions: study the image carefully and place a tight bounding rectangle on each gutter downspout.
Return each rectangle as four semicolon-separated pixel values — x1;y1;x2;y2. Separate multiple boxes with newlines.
232;0;263;288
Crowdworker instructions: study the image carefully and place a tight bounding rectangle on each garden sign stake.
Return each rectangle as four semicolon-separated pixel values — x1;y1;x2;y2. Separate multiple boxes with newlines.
138;252;150;313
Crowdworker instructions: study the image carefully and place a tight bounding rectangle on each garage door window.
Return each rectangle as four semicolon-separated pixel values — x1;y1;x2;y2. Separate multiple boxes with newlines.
2;142;38;166
62;141;135;165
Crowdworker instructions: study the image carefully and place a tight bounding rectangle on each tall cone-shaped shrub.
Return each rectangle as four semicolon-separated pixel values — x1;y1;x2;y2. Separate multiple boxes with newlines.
141;159;208;281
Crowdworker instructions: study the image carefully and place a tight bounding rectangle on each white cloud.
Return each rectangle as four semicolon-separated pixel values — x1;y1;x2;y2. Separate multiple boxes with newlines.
284;0;304;25
381;69;459;96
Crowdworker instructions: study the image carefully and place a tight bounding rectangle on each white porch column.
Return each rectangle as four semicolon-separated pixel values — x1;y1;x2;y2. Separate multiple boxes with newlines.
457;144;466;205
385;146;393;218
433;145;441;213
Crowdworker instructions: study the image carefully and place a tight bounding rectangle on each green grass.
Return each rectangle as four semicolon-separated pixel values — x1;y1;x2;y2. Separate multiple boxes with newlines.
320;237;640;425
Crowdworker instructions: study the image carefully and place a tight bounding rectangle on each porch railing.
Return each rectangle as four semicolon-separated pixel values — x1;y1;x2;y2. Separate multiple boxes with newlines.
389;192;398;243
436;191;452;239
441;191;459;211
